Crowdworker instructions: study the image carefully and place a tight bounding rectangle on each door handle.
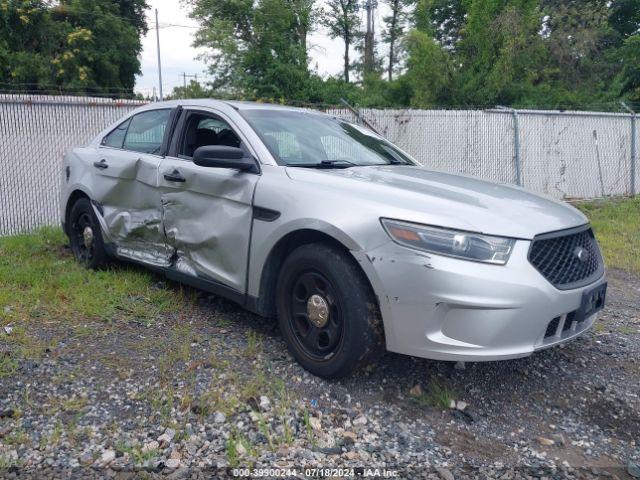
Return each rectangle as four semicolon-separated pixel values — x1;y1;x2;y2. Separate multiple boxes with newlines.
163;170;186;183
93;159;108;170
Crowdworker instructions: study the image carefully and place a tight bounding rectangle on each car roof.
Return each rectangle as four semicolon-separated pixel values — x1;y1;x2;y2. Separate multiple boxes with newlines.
223;100;314;112
145;98;328;116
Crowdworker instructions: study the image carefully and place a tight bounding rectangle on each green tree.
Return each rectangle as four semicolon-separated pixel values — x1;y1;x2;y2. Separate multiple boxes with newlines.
0;0;148;95
187;0;315;100
115;0;150;36
404;29;453;106
617;35;640;102
321;0;360;83
371;0;640;108
454;1;544;106
538;0;640;106
168;79;213;100
610;0;640;103
540;1;615;102
381;0;413;81
55;0;148;93
414;0;466;50
0;1;58;88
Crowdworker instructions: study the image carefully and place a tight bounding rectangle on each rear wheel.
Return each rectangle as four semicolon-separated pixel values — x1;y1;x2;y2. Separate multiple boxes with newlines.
68;197;107;269
276;243;383;378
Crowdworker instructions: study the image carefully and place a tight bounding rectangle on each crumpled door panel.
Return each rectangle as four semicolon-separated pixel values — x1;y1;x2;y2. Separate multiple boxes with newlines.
159;160;258;292
91;150;172;267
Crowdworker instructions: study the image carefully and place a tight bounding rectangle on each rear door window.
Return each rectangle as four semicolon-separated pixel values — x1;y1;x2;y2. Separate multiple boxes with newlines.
123;109;172;154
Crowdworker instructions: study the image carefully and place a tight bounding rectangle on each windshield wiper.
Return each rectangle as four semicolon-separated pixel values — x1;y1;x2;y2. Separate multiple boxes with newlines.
286;160;357;169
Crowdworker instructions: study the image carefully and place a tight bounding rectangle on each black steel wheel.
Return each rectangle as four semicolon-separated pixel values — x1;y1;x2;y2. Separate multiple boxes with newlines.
276;243;383;378
289;270;344;361
68;197;107;269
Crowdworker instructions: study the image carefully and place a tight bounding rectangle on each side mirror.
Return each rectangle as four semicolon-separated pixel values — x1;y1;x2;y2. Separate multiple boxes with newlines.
193;146;258;173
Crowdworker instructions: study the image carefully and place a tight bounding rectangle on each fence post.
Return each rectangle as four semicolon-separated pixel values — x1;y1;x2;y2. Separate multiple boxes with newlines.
633;114;637;196
497;106;522;187
622;102;637;195
513;109;522;187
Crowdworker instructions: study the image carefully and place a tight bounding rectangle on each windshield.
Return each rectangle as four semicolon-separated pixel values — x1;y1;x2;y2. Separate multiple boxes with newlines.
240;109;416;168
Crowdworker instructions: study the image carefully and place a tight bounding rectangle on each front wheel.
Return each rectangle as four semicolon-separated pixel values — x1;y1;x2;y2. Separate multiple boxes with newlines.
68;197;108;269
276;243;383;378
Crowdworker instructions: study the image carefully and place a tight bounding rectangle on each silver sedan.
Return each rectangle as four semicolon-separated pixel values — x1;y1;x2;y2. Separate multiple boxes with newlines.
60;100;607;377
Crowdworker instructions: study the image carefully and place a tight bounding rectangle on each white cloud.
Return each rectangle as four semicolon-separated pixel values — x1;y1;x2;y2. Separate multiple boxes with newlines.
135;0;207;97
135;0;391;96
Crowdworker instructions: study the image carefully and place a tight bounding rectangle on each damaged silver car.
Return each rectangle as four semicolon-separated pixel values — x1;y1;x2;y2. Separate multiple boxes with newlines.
61;100;607;378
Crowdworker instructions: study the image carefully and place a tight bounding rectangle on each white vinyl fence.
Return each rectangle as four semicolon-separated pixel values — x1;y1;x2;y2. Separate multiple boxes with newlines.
0;95;145;236
329;107;638;200
1;95;637;236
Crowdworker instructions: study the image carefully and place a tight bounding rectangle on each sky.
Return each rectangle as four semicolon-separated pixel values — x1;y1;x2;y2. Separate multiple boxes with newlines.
135;0;389;97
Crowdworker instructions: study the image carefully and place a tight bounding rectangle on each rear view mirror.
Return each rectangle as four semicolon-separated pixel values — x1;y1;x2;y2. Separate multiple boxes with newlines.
193;146;258;173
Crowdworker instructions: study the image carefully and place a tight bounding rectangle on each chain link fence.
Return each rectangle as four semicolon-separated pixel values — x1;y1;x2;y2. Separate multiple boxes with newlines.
331;107;638;200
330;108;519;185
0;95;145;236
1;95;637;236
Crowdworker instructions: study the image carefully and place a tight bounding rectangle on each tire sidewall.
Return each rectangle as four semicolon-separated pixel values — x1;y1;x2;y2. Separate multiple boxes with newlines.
277;244;380;378
69;198;107;269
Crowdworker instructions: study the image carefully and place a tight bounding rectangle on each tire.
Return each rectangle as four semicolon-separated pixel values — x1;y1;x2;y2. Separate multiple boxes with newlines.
68;197;108;269
276;243;383;378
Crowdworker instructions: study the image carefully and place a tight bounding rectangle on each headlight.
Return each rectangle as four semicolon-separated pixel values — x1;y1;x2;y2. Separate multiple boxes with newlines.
381;219;515;265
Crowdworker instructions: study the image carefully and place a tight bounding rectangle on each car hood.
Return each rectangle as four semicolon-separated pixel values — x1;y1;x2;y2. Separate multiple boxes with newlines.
285;165;587;239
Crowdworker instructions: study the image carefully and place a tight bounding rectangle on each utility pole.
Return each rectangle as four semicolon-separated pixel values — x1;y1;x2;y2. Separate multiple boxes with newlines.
182;73;199;88
363;0;376;75
155;8;163;101
181;73;199;98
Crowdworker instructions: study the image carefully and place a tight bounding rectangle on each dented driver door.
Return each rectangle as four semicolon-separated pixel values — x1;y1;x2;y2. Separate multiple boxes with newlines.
158;108;260;293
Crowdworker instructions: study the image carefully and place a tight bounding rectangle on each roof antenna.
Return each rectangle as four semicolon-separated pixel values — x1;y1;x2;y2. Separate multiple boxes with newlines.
339;98;381;135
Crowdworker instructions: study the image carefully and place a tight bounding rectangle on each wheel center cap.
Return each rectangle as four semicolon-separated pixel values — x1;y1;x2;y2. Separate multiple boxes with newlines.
307;294;329;328
83;226;94;249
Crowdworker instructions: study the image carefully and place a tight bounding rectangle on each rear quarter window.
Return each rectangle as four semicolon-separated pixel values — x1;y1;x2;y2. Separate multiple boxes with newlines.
101;118;131;148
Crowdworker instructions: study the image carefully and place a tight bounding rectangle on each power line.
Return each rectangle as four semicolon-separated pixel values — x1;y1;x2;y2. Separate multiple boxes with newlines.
181;73;199;89
157;23;199;29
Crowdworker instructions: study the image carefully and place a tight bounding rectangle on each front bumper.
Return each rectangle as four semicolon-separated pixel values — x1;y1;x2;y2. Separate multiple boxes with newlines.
355;239;606;361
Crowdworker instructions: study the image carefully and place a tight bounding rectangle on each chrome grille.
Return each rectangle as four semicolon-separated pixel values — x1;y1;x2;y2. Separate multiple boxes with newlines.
529;227;603;290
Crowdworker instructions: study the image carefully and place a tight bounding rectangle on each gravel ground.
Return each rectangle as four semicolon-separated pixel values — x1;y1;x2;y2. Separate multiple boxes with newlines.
0;263;638;479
